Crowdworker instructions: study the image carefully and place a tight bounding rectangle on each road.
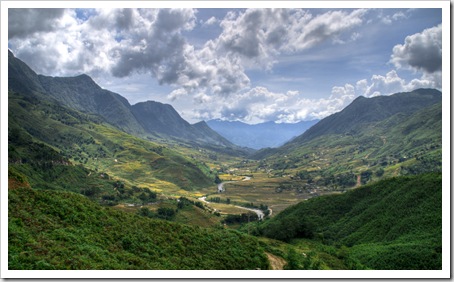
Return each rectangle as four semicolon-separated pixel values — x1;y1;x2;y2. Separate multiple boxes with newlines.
234;205;265;220
199;178;271;220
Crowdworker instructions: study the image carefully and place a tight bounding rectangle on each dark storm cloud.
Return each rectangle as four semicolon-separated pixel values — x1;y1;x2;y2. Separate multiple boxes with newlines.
8;8;65;39
87;8;135;31
391;24;442;73
109;9;196;84
110;34;187;83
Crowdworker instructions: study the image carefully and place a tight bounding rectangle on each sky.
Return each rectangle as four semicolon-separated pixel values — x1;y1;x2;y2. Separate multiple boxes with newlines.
7;6;443;124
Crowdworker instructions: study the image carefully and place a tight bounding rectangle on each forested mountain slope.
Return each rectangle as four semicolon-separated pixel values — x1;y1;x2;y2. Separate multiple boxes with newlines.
256;173;442;269
288;88;441;145
8;90;215;194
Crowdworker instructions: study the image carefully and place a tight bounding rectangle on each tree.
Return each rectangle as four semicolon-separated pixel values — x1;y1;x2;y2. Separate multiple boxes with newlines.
157;207;176;220
284;247;301;270
361;170;373;184
137;207;154;218
376;168;385;177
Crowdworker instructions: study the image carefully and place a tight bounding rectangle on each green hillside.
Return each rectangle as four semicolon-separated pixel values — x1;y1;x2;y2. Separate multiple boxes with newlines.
256;173;442;269
251;97;441;189
285;88;441;145
8;186;270;270
8;90;215;194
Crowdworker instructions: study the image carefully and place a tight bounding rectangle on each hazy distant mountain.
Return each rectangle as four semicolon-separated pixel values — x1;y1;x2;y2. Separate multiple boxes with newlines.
8;50;242;153
206;119;319;149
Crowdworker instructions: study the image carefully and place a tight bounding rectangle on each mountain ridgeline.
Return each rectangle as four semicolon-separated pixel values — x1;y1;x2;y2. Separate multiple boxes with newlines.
251;88;442;180
8;50;248;155
289;88;442;145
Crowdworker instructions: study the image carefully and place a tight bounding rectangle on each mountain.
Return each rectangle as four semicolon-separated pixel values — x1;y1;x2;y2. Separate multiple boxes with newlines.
131;102;242;150
40;74;148;136
288;88;441;145
250;89;442;187
8;50;245;154
206;119;319;149
8;50;46;95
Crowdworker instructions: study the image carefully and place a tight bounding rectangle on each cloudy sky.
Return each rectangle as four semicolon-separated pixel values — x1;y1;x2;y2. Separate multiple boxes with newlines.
7;6;443;124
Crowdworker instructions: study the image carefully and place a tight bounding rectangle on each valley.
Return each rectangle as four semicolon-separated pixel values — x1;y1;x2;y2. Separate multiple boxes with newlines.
7;51;443;271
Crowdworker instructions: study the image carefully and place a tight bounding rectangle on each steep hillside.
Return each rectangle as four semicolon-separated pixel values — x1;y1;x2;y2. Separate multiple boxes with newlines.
8;186;270;270
256;173;442;269
251;89;442;187
8;90;215;193
39;74;146;136
8;50;247;155
207;119;318;149
290;88;441;145
132;102;240;150
8;50;46;95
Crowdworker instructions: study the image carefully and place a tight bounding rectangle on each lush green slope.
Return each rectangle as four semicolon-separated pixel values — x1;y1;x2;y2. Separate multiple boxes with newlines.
9;90;215;193
8;186;270;270
256;173;442;269
286;88;441;145
251;96;441;188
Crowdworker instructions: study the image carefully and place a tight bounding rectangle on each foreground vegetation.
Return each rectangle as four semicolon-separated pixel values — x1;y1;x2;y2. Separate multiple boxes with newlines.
253;173;442;269
8;186;270;270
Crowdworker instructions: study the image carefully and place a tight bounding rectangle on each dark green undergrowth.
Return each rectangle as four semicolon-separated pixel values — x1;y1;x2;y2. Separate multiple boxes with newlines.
256;173;442;269
9;187;269;270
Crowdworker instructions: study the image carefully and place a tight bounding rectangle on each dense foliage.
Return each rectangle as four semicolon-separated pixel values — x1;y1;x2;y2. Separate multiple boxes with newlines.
8;187;270;270
256;173;442;269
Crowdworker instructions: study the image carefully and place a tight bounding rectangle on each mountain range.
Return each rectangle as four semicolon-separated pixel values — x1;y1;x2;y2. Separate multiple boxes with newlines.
206;119;319;149
8;50;248;155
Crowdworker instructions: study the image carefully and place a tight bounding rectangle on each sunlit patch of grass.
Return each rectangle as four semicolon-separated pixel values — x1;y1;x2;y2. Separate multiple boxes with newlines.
207;203;249;215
